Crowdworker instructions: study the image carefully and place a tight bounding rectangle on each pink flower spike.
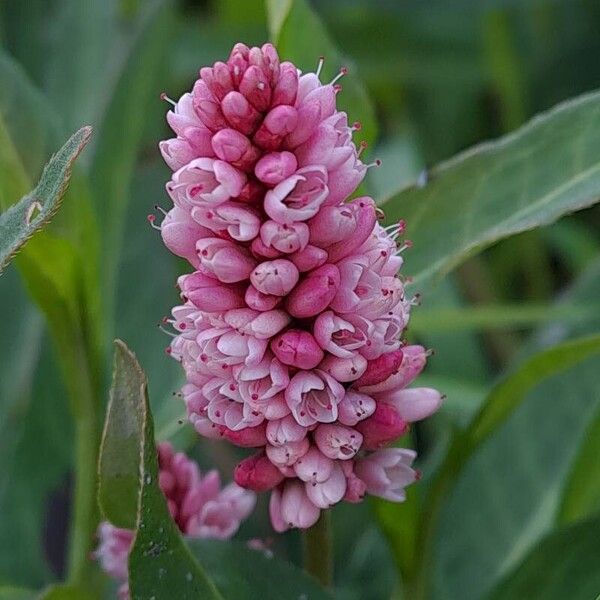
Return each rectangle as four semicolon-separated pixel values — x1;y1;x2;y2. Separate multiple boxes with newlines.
286;263;340;318
250;259;300;296
354;448;418;502
279;480;321;529
305;461;346;509
271;329;324;370
314;423;363;460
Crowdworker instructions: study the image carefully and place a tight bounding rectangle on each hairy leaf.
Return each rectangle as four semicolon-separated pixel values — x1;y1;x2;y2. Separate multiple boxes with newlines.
0;127;92;274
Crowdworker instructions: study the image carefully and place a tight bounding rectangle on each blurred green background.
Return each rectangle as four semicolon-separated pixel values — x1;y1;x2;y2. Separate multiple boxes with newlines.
1;1;599;599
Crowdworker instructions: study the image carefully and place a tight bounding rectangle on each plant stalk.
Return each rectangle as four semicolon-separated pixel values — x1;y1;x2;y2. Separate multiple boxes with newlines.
302;512;333;587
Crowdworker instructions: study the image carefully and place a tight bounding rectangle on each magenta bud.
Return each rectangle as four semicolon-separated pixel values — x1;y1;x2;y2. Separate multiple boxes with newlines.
271;329;324;370
251;236;282;259
234;452;284;492
179;272;246;312
260;220;309;254
354;349;404;388
286;264;340;318
294;447;334;484
239;65;272;112
272;61;299;106
221;91;261;135
160;207;209;268
319;353;367;383
266;438;310;467
211;128;251;162
358;345;428;394
222;422;268;447
326;197;377;263
253;105;298;150
255;151;298;186
197;237;256;283
338;390;376;426
314;423;363;460
245;284;282;312
308;204;357;247
384;388;443;423
355;403;409;450
192;80;228;131
250;259;299;296
290;244;328;272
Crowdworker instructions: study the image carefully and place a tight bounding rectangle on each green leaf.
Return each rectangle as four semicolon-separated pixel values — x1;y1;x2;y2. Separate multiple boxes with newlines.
90;0;175;324
101;340;222;599
267;0;378;147
97;341;147;529
188;539;332;600
558;404;600;524
0;127;92;274
381;90;600;285
0;588;36;600
489;516;600;600
410;303;600;334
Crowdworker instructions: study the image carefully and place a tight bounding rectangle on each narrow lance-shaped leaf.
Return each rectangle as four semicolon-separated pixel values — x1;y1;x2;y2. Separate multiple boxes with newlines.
100;340;222;599
558;404;600;525
0;126;91;274
489;516;600;600
382;90;600;285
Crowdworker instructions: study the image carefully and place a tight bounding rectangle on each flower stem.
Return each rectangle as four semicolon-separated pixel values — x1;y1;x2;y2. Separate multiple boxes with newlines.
302;512;333;587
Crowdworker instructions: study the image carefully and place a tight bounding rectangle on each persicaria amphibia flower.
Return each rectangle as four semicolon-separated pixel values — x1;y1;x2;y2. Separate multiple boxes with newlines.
156;43;442;532
94;442;255;598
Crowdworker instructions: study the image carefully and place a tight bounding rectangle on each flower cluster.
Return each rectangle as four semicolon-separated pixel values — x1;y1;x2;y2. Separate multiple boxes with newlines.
95;442;255;598
157;43;442;531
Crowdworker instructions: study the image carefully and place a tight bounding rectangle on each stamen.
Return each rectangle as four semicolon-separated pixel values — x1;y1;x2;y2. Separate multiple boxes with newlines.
147;214;161;230
154;204;167;216
351;121;362;132
157;323;176;337
357;141;368;157
365;159;382;169
375;207;386;220
316;56;325;78
330;67;347;86
160;92;177;107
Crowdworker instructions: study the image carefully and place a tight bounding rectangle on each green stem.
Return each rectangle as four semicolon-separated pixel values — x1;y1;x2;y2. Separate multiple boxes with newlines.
302;512;333;587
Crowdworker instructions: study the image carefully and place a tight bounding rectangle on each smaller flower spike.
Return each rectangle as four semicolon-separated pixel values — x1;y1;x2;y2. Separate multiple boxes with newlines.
94;442;254;598
159;42;442;533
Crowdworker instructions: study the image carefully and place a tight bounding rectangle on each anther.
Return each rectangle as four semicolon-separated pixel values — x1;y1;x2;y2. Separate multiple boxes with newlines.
147;214;160;230
160;92;176;107
157;324;176;337
351;121;362;132
330;67;347;86
315;56;325;78
365;159;382;169
357;141;368;157
154;204;167;215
